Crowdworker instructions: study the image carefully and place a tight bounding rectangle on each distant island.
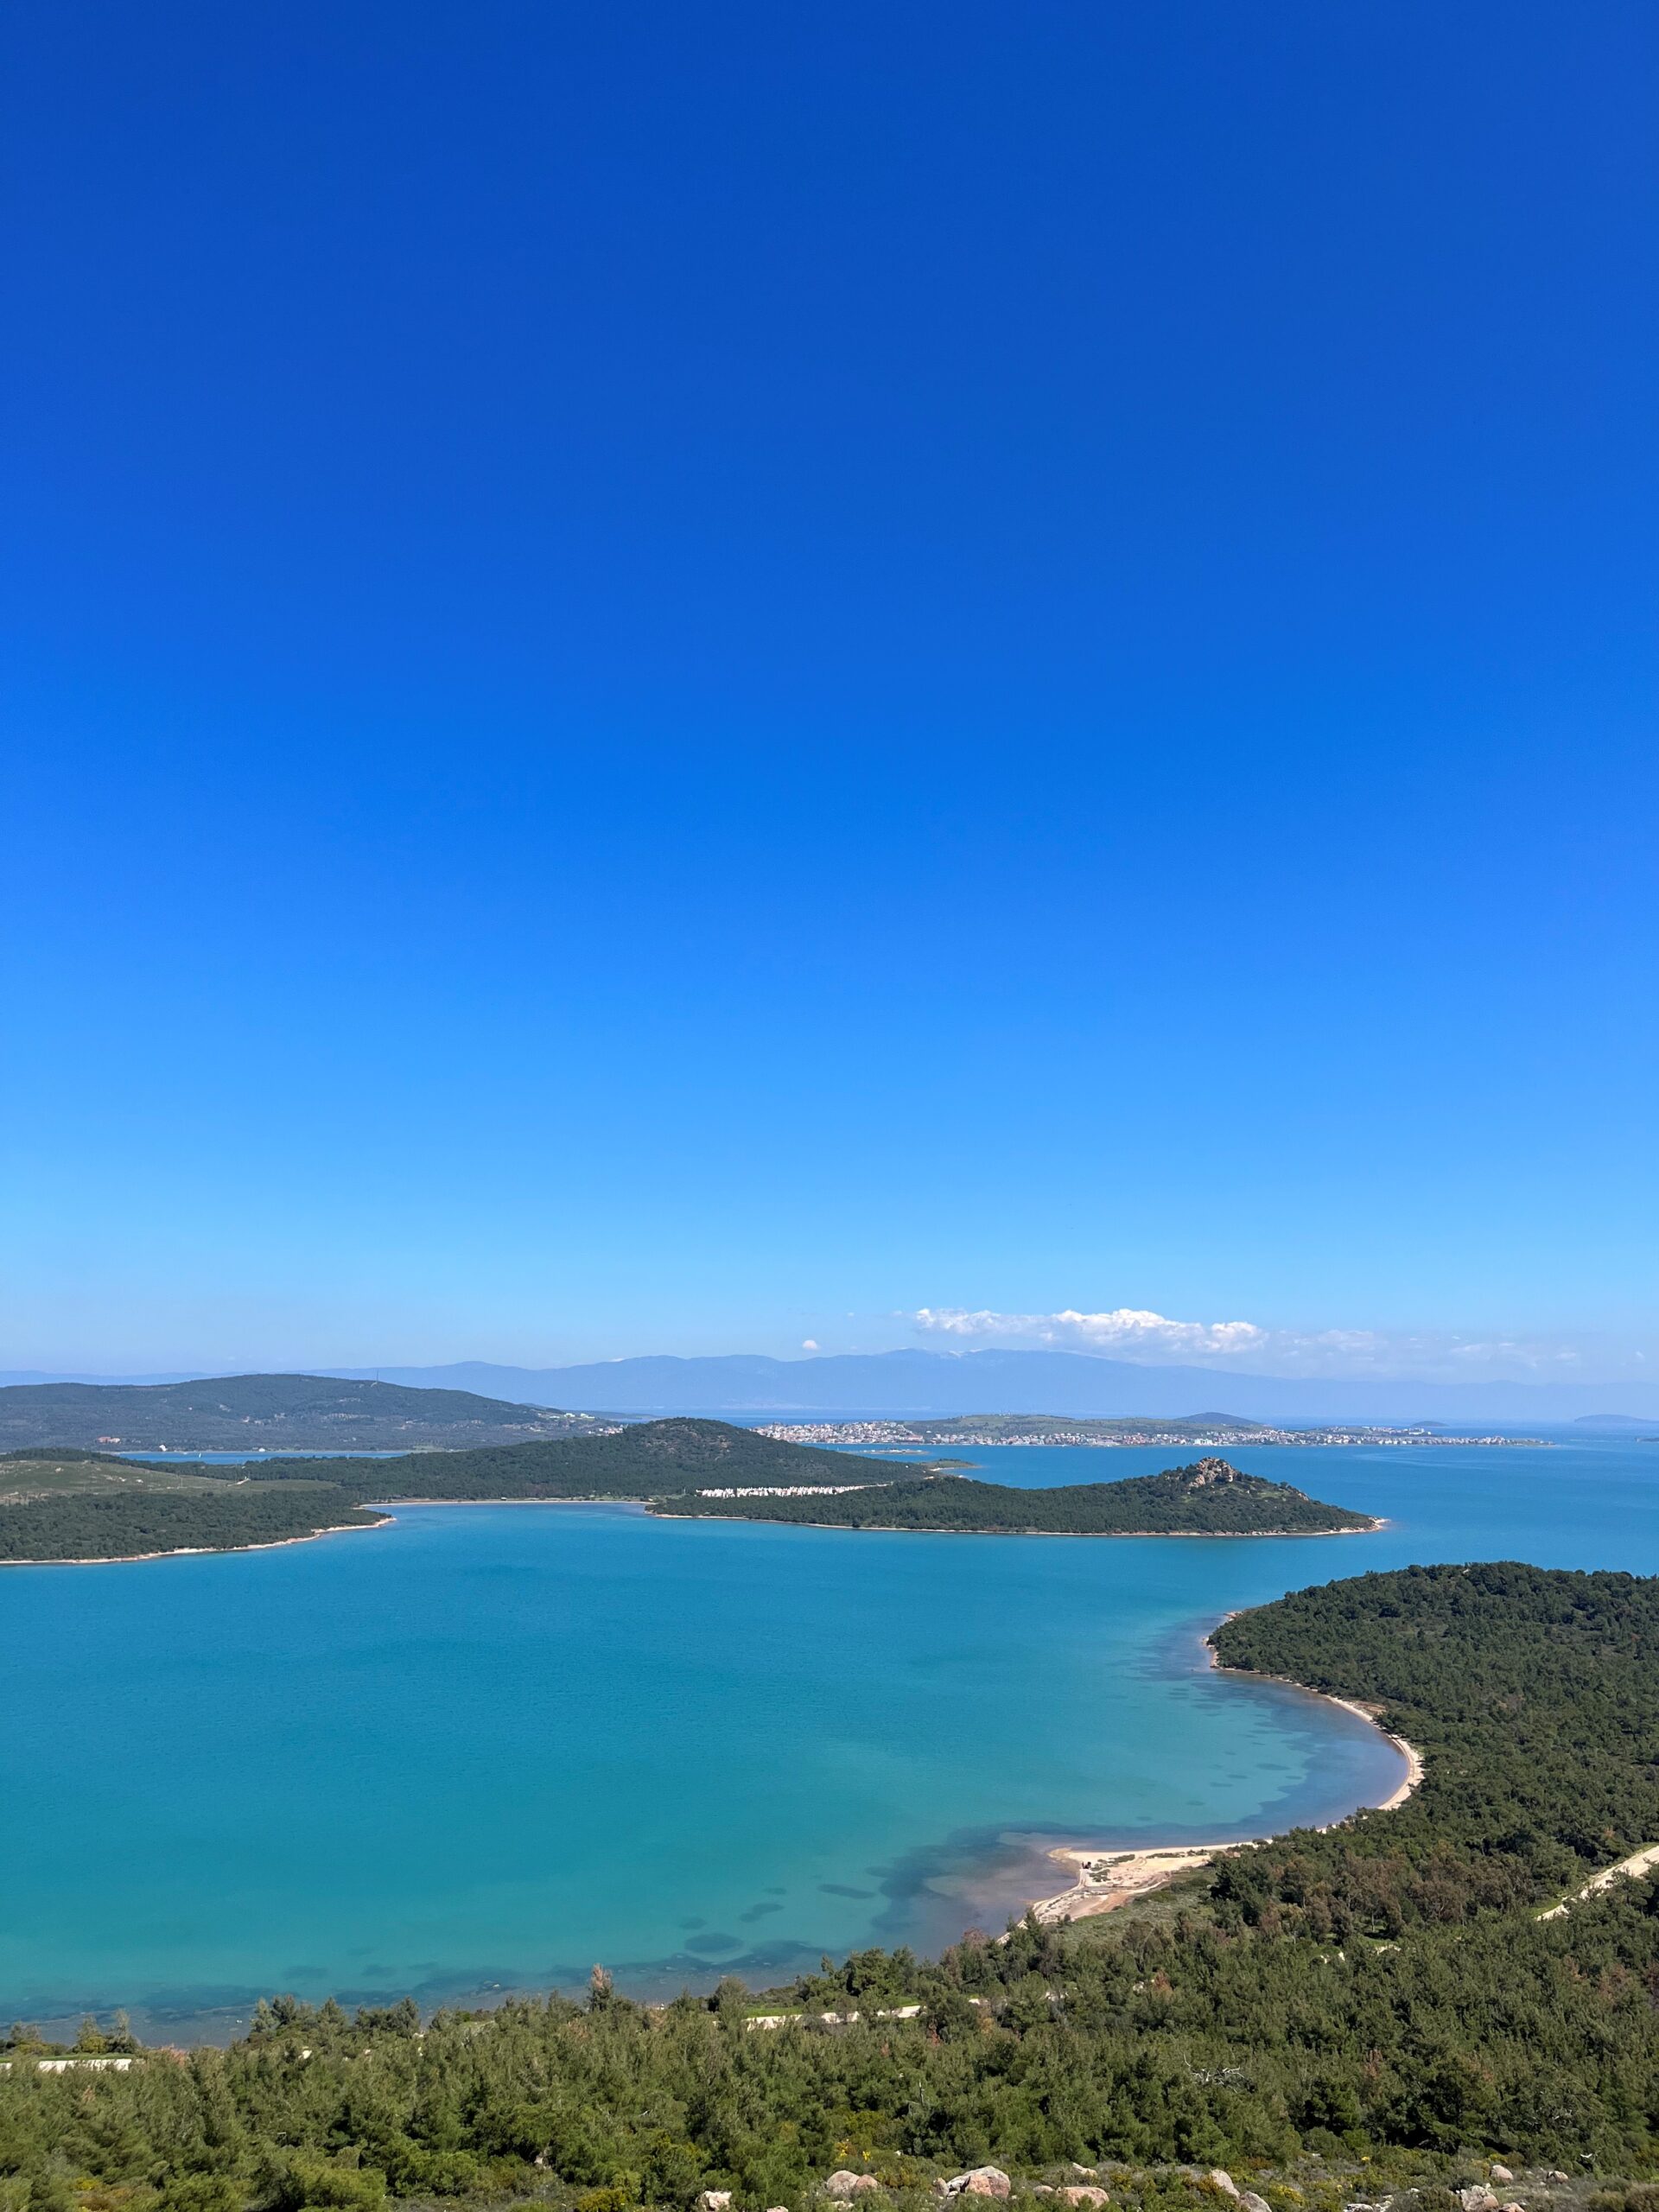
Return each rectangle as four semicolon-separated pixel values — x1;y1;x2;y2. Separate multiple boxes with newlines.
0;1371;613;1453
659;1454;1380;1535
758;1411;1549;1448
0;1428;1375;1560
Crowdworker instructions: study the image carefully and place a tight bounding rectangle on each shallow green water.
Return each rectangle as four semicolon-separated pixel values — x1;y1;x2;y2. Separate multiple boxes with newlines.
3;1437;1656;2033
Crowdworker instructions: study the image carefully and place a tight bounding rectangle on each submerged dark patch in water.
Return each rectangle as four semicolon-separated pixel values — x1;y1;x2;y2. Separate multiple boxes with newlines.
15;1641;1408;2046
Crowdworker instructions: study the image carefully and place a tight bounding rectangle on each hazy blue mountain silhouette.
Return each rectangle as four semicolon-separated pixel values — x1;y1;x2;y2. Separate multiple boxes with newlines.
333;1349;1659;1425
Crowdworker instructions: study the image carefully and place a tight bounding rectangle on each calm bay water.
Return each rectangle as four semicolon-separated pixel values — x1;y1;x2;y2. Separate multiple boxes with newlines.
3;1436;1657;2035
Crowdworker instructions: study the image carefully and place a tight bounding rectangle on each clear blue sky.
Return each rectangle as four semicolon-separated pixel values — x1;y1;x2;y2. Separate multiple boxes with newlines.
3;2;1656;1379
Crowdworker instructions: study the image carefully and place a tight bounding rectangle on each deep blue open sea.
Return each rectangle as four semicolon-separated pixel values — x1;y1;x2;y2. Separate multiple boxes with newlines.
4;1435;1658;2038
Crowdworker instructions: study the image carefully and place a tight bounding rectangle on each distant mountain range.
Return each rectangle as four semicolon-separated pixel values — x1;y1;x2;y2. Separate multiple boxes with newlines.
318;1350;1659;1425
5;1351;1656;1428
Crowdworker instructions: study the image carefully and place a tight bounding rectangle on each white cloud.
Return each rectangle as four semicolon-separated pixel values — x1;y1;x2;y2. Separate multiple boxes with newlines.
912;1306;1271;1359
906;1306;1649;1382
801;1338;820;1351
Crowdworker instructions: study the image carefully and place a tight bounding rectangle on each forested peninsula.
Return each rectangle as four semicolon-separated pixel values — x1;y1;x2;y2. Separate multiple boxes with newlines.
0;1432;1372;1559
0;1454;388;1563
10;1564;1659;2205
664;1457;1377;1535
0;1423;918;1562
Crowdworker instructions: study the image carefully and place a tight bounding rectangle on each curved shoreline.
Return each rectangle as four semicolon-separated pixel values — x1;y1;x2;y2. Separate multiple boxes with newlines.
365;1495;643;1506
0;1495;650;1566
0;1515;391;1568
1318;1694;1424;1810
1024;1623;1423;1923
0;1497;1382;1566
648;1510;1386;1538
4;1508;1421;1935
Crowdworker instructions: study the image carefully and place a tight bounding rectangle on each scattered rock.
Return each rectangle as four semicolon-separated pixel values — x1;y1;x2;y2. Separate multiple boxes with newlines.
1240;2195;1273;2212
1059;2189;1109;2207
1491;2172;1515;2188
696;2195;733;2212
1209;2178;1242;2202
1069;2170;1100;2181
824;2178;880;2201
941;2170;1013;2201
1459;2190;1499;2212
1546;2177;1572;2189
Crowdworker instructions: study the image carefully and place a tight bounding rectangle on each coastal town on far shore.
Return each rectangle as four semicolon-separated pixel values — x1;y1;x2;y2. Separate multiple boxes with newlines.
755;1417;1549;1449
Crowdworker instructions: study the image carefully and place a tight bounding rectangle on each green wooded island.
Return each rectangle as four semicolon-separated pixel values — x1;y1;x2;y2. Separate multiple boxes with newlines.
664;1455;1378;1535
0;1427;1374;1561
9;1563;1659;2203
0;1372;610;1453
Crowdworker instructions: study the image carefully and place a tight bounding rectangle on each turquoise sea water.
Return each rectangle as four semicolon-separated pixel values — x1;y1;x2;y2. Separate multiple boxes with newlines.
4;1437;1658;2037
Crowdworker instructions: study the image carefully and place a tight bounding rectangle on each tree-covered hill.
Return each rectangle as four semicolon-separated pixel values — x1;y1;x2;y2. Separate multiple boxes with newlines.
1209;1559;1659;1928
0;1372;603;1452
10;1565;1659;2193
0;1440;1371;1554
663;1458;1376;1534
259;1418;923;1500
0;1425;928;1558
0;1457;386;1561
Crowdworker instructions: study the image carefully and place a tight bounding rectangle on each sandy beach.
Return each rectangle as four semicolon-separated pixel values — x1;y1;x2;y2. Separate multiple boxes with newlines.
0;1514;391;1569
1319;1694;1425;1810
1031;1841;1256;1923
1025;1631;1425;1924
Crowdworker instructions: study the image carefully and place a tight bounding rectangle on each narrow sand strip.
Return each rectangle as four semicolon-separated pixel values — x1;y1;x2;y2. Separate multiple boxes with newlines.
1027;1631;1424;1924
0;1516;391;1568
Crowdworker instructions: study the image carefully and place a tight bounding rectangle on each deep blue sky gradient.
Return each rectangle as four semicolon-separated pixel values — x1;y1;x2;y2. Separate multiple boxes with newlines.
3;2;1656;1372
